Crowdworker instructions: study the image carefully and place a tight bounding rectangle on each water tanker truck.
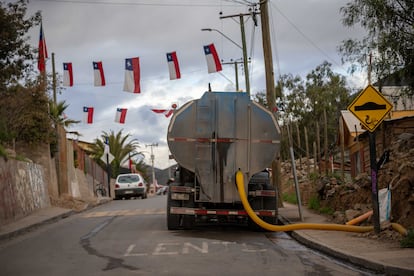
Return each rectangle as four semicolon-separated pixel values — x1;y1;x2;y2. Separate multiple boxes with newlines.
166;91;281;230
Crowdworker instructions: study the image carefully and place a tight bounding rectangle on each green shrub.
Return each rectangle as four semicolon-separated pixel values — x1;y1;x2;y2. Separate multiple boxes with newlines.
282;193;297;204
0;144;7;158
319;207;334;215
401;229;414;248
308;172;319;181
308;196;320;210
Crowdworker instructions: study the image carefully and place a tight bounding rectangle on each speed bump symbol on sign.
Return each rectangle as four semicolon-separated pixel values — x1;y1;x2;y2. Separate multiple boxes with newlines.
347;85;393;132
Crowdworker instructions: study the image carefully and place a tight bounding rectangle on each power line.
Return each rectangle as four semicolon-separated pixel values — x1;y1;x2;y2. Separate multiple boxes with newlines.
35;0;242;7
269;1;341;68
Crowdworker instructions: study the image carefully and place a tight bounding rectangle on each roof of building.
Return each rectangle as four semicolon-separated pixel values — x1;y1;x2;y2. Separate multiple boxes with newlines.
340;110;364;137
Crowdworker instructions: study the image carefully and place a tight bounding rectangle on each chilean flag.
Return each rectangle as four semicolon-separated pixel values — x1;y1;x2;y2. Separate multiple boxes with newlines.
115;108;128;124
83;106;94;124
166;51;181;80
37;22;48;72
93;61;106;86
151;109;174;118
63;62;73;87
204;43;222;73
123;57;140;93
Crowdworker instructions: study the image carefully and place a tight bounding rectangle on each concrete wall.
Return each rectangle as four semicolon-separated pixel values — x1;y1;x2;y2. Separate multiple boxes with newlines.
0;158;50;226
66;140;96;200
0;137;110;226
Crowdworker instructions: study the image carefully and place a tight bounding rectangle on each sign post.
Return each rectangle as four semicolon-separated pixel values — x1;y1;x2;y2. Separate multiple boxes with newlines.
348;85;393;234
101;137;114;198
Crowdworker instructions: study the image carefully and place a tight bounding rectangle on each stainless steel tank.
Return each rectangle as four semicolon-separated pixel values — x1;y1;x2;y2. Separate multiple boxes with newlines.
167;91;281;203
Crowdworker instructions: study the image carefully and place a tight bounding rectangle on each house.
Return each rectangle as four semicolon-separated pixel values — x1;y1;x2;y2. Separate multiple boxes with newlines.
339;81;414;177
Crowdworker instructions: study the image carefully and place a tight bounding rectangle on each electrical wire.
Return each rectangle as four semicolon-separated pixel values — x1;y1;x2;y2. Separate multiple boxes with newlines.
35;0;241;7
268;1;282;82
269;1;341;68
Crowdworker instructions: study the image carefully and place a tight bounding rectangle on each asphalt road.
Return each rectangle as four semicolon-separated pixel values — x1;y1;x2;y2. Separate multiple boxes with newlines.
0;196;376;275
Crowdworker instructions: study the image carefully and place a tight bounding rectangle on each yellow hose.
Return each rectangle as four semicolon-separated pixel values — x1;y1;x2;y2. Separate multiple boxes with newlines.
391;223;408;236
236;170;374;233
346;210;373;225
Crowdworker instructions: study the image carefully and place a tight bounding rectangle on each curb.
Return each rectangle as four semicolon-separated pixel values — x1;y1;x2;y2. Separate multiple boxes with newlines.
0;210;75;242
0;197;113;242
278;214;412;275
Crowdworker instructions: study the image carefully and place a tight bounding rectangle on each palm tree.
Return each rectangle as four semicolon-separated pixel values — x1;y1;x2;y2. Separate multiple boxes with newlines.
49;100;80;129
48;100;80;156
90;129;141;178
134;159;150;183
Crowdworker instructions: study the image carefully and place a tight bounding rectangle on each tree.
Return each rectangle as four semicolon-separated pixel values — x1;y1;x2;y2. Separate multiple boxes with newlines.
48;100;80;155
49;100;80;128
0;81;52;146
134;159;150;183
0;1;50;147
278;62;351;160
339;0;414;93
90;130;141;178
0;0;40;90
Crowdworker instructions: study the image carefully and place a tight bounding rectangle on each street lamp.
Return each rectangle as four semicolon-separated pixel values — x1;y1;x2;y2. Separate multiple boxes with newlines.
201;28;242;50
201;27;250;94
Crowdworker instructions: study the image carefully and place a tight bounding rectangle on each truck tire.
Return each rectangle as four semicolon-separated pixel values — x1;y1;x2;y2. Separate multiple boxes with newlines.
262;184;278;225
167;184;181;230
182;182;195;229
248;183;264;231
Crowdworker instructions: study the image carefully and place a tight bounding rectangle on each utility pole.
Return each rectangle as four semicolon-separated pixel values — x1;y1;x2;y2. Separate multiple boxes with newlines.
260;0;275;110
260;0;282;208
51;52;63;196
222;59;241;91
219;12;253;95
146;143;158;193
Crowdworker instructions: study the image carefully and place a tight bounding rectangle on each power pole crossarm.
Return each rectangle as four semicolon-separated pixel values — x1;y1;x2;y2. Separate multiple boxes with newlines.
219;12;255;95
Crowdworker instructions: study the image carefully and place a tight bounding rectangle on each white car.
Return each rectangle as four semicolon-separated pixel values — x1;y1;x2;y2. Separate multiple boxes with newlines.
114;173;148;200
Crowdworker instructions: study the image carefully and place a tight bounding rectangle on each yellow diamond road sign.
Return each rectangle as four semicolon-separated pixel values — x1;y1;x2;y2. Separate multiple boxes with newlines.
347;84;393;132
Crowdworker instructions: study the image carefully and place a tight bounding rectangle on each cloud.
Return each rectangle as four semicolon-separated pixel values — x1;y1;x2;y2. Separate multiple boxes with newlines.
28;0;366;169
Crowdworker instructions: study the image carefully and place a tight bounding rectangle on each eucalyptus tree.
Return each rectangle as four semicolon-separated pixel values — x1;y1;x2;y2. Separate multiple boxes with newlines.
278;62;351;160
339;0;414;93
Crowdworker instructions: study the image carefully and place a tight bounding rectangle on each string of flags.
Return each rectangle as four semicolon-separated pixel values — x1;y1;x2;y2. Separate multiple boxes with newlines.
93;61;105;86
82;107;176;124
61;44;221;91
37;23;220;124
151;109;174;118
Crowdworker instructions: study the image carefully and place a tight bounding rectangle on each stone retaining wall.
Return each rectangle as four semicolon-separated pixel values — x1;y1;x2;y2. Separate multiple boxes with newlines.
0;159;50;226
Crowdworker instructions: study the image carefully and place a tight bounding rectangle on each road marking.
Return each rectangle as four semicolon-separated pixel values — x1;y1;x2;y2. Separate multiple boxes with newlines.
124;241;267;257
124;244;148;256
182;242;208;254
153;243;181;255
241;242;267;252
82;208;166;218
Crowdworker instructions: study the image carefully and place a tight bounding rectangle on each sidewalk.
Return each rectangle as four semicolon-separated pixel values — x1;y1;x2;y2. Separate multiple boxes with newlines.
1;200;413;274
0;197;111;242
278;202;414;275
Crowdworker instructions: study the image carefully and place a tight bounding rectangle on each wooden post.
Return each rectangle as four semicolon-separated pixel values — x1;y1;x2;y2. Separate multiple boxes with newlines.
304;126;310;175
339;116;345;181
259;0;283;209
324;109;329;175
296;122;302;169
313;142;317;175
316;121;321;173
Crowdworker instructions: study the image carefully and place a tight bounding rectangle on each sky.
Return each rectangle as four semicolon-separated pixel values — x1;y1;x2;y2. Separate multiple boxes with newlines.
26;0;367;170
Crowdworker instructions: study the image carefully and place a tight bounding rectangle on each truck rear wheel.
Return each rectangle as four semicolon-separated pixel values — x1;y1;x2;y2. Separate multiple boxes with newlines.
167;184;181;230
181;182;195;229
